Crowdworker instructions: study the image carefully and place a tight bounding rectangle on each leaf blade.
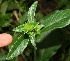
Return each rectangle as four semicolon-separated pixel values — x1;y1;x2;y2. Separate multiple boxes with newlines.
36;45;61;61
29;32;36;49
41;9;70;28
28;1;38;22
7;35;29;60
37;9;70;42
0;1;8;14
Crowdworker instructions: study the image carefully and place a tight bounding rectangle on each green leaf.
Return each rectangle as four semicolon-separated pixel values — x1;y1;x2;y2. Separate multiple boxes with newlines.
0;1;8;14
36;45;61;61
13;24;24;32
6;35;29;60
28;1;38;22
37;29;64;47
41;9;70;28
19;12;28;24
8;33;19;49
38;9;70;41
29;32;36;49
35;12;43;21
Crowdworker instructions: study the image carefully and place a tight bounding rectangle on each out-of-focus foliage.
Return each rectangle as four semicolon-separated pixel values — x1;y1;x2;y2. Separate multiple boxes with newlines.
56;0;70;9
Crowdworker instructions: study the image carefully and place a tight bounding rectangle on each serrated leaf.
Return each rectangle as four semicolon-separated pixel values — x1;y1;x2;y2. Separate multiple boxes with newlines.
6;35;29;60
38;9;70;41
28;1;38;22
36;45;61;61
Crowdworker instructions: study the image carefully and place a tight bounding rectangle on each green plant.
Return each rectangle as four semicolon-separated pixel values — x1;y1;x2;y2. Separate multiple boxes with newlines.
0;1;70;61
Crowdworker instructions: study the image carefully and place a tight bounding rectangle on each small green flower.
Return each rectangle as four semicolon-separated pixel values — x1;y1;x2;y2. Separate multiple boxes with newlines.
23;22;36;33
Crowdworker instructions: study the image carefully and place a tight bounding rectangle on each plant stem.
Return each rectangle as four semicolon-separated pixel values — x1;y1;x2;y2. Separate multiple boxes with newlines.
34;48;36;61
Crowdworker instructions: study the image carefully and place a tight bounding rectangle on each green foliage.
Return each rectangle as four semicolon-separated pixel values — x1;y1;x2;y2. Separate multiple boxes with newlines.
29;32;36;49
0;14;12;27
13;22;43;34
35;12;44;21
36;45;61;61
13;2;70;60
28;1;38;22
37;9;70;42
7;1;19;11
0;53;7;60
57;0;70;9
0;1;8;14
12;2;42;59
0;0;70;61
7;35;29;60
19;12;28;24
57;0;68;8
